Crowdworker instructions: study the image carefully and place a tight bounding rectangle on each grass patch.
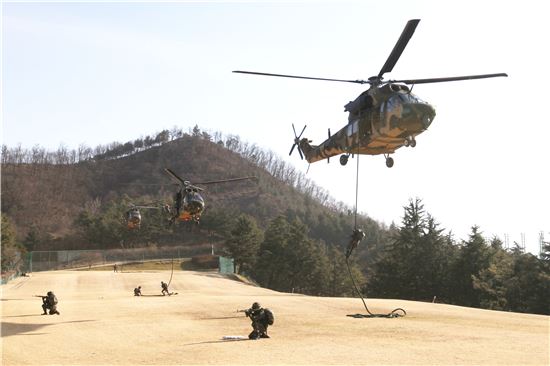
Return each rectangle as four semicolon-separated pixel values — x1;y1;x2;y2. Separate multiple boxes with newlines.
80;258;218;272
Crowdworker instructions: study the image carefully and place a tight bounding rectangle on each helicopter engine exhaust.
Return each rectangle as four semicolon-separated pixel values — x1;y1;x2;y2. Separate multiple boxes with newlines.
389;83;410;92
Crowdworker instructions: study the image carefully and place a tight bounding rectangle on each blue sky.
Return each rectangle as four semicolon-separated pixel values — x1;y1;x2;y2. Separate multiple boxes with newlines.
2;0;549;254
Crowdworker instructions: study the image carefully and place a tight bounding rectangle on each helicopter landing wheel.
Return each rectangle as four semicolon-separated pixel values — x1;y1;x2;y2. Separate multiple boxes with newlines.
339;155;349;166
385;156;394;168
404;138;410;147
410;138;416;148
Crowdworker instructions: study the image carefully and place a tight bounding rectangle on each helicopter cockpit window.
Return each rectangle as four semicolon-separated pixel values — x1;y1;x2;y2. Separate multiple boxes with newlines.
387;95;400;112
347;120;359;137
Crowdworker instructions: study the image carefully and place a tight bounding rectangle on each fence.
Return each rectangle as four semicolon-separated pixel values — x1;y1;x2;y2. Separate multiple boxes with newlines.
25;244;213;272
219;256;234;274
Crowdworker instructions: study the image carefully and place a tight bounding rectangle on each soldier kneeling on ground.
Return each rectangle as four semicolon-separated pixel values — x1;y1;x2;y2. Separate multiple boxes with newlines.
134;286;142;296
242;302;274;340
39;291;60;315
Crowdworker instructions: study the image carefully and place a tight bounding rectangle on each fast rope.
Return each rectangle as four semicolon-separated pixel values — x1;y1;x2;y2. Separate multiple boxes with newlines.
346;153;406;319
167;256;174;287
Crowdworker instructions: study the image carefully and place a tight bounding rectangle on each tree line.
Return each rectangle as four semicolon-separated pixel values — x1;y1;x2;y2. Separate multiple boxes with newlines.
217;198;550;314
2;125;548;314
2;192;548;314
365;199;550;315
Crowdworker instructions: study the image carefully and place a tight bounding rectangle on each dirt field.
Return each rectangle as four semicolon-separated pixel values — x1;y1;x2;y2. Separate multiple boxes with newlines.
1;270;548;365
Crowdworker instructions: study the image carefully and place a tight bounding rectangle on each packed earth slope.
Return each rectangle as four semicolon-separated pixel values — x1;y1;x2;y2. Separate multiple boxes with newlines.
1;270;548;365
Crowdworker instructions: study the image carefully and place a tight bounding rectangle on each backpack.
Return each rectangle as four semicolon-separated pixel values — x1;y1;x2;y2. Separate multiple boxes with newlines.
264;308;274;325
51;295;58;305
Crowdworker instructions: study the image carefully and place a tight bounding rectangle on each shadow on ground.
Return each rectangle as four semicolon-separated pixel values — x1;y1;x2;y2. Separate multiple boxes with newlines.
1;320;96;338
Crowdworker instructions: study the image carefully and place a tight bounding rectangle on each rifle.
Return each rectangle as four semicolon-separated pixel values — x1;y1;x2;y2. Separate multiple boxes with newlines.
34;295;47;303
237;309;250;316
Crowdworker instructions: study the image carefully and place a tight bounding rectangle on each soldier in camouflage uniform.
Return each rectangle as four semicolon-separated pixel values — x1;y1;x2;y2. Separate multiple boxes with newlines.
161;281;170;296
40;291;60;315
244;302;271;339
345;228;365;258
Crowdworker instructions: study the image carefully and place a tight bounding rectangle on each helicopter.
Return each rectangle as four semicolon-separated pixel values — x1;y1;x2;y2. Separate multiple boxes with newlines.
124;204;162;229
163;168;256;224
234;19;507;168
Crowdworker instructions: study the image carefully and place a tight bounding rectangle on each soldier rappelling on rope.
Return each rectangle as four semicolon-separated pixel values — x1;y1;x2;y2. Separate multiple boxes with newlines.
345;228;365;259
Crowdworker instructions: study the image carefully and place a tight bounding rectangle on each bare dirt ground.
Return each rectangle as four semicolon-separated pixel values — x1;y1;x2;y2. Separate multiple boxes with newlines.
1;270;548;365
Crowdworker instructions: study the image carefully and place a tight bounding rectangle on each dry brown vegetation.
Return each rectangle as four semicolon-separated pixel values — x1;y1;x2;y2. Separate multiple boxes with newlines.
2;133;376;251
2;270;548;365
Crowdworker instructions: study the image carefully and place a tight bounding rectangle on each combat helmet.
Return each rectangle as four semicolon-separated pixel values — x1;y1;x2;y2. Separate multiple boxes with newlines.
251;302;261;310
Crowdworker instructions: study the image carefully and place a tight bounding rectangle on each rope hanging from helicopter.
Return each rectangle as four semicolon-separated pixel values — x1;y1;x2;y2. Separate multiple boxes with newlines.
346;152;406;318
167;256;174;288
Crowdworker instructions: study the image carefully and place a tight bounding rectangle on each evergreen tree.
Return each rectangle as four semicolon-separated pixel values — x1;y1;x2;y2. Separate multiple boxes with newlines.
253;216;291;289
328;245;365;297
506;249;550;314
224;214;263;274
1;214;25;273
253;216;335;295
368;198;451;302
472;247;513;310
451;226;491;307
284;220;329;295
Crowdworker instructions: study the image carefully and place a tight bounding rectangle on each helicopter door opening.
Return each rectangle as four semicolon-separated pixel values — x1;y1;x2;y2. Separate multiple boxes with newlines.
347;120;359;137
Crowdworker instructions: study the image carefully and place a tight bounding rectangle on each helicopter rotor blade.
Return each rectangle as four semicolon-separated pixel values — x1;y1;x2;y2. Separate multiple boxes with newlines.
378;19;420;78
194;176;257;185
121;182;179;186
289;143;297;156
133;205;161;209
233;70;369;85
389;73;508;85
297;146;304;160
186;184;204;192
164;168;187;185
290;123;306;160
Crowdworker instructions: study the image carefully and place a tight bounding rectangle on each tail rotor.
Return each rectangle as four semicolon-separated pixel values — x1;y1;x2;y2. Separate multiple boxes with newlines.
290;124;307;160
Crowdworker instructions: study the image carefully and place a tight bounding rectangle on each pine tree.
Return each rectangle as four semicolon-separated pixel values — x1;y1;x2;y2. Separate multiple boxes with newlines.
224;214;262;274
451;226;491;307
368;198;451;302
253;216;291;289
472;247;513;310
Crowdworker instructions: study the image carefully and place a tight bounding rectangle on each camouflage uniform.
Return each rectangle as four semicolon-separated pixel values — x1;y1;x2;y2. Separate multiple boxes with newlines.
161;281;170;296
41;291;60;315
134;286;142;296
345;228;365;258
245;302;270;339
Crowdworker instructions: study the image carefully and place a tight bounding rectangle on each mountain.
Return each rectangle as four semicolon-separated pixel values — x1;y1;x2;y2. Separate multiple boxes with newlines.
1;131;390;255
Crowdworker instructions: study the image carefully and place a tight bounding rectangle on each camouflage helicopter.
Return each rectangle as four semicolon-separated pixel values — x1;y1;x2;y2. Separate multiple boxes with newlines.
124;204;162;229
234;19;507;168
163;168;256;224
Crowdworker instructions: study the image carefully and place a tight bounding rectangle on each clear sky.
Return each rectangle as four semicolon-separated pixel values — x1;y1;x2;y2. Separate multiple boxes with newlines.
2;0;549;254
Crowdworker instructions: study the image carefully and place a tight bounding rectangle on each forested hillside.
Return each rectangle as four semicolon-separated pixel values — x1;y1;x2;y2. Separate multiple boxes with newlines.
1;126;385;251
2;125;549;314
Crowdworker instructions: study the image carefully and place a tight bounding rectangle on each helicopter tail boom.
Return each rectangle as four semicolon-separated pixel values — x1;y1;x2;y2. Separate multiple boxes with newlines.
298;138;330;164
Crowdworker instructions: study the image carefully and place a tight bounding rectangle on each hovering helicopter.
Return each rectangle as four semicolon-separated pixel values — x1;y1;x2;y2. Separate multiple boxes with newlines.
234;19;507;168
124;204;162;229
163;168;256;224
